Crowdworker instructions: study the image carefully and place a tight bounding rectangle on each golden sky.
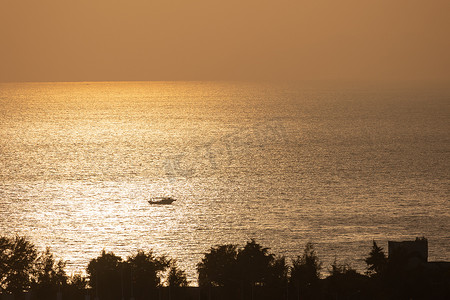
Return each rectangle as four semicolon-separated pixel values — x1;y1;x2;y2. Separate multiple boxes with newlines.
1;0;450;82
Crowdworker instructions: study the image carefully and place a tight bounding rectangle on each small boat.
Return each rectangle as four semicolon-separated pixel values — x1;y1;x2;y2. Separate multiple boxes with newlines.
148;197;176;205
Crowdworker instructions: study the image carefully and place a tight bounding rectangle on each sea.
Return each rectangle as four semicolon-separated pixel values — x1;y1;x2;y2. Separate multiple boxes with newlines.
0;81;449;283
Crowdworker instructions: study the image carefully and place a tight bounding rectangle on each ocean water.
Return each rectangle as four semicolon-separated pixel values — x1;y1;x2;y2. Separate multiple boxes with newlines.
0;81;449;283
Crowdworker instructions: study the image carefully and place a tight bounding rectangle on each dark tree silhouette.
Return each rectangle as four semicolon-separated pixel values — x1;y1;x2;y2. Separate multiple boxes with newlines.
3;235;448;299
266;256;288;288
324;258;371;299
87;249;171;300
0;236;38;294
65;273;88;300
197;240;287;299
167;262;188;287
289;242;322;289
365;240;387;278
86;250;123;300
197;244;239;287
126;249;169;298
236;239;275;287
33;247;68;299
67;273;87;290
329;257;356;277
196;238;291;300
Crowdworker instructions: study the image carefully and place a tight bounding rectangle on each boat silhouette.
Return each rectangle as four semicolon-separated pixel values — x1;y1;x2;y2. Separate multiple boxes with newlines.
148;197;176;205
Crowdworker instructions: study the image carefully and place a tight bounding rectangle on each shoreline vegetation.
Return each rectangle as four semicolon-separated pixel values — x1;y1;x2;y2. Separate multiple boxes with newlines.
1;236;449;299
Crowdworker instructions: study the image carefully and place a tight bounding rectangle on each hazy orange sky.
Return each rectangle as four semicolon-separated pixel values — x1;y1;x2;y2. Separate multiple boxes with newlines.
1;0;450;82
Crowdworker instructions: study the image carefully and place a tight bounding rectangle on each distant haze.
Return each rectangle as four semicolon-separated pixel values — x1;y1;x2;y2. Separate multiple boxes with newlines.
1;0;450;82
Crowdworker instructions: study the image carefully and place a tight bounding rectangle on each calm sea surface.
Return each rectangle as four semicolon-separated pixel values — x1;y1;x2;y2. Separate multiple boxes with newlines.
0;82;449;282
